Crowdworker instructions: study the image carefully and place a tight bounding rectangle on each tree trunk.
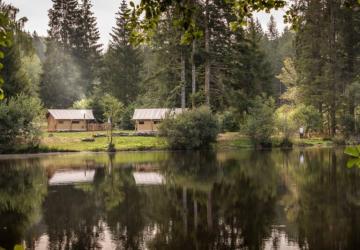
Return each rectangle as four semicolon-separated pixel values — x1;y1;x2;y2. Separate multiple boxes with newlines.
194;199;198;230
191;40;196;108
182;187;188;235
181;49;186;109
204;0;210;106
328;0;337;137
207;189;213;231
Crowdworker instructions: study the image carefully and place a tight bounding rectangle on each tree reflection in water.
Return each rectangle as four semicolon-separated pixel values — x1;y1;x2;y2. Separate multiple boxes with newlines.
0;159;47;249
1;149;360;249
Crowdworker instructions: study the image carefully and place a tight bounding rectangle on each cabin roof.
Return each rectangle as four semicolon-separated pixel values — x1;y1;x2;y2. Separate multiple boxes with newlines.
132;108;183;120
48;109;95;120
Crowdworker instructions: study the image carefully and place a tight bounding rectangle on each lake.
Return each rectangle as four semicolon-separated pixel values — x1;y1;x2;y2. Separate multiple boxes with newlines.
0;148;359;250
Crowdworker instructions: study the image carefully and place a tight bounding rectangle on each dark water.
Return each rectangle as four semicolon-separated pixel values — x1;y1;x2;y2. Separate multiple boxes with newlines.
0;148;360;250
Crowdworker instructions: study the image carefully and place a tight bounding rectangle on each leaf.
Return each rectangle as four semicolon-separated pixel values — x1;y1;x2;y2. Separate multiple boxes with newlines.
347;158;360;168
14;245;25;250
344;146;360;157
0;88;3;100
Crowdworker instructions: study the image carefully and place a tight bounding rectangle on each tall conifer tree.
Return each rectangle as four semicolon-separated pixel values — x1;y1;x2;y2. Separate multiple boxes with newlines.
101;0;142;105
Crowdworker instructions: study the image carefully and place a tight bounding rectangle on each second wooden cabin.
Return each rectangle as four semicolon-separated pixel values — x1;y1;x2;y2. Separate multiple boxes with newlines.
132;108;183;132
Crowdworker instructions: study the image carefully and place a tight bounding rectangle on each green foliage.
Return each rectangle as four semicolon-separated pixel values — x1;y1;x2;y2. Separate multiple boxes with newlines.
288;0;360;135
340;113;355;136
119;104;135;130
128;0;285;44
0;94;44;151
159;106;219;149
344;146;360;168
101;94;124;125
275;105;296;140
293;104;322;133
243;95;275;147
72;98;92;109
0;11;12;100
276;57;299;103
101;0;142;105
218;109;240;132
344;146;360;158
101;94;124;148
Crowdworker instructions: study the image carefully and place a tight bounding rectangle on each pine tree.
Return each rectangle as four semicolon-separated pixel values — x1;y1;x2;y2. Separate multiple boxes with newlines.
40;41;82;108
291;0;360;135
265;15;283;101
41;0;84;108
267;15;279;41
101;0;142;105
0;2;36;98
48;0;79;49
76;0;102;94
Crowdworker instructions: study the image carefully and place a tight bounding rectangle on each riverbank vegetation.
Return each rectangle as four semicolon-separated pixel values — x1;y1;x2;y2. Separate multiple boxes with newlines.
0;0;359;152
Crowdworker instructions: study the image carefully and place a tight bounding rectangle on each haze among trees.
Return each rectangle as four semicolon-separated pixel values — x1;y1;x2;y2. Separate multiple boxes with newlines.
0;0;359;150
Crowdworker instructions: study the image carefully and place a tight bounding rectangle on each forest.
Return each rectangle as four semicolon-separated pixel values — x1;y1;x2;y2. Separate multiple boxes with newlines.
0;0;359;151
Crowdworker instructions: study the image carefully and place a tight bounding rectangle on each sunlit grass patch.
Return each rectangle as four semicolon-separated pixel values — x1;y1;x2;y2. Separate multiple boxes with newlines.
41;130;168;152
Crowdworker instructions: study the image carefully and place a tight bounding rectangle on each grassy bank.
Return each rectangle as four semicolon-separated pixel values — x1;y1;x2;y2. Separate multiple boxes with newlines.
217;132;334;150
3;131;336;154
40;131;168;152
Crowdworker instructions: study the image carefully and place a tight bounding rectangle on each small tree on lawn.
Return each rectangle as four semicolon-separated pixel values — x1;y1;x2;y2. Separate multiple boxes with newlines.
101;94;123;151
159;106;219;149
243;95;275;147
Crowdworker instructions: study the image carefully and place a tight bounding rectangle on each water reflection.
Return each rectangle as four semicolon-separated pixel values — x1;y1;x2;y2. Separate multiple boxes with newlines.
0;149;359;249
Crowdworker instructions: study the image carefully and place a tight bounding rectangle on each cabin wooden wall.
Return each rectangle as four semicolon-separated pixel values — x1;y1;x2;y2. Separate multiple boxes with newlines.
47;115;57;132
47;115;87;132
135;120;160;132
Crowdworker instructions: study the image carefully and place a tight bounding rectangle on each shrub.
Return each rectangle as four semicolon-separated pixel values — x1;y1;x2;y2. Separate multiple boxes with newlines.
119;105;135;130
275;105;297;139
332;135;346;145
340;113;355;137
159;106;219;149
0;94;44;150
293;104;322;134
243;95;275;147
218;109;240;132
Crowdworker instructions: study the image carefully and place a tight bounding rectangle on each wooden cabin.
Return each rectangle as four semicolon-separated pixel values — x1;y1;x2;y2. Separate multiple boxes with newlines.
47;109;96;132
132;108;183;132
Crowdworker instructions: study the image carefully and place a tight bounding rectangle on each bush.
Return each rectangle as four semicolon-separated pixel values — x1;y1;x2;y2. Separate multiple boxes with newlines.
332;135;346;145
293;104;322;134
275;105;297;139
159;106;219;149
340;113;355;137
0;94;44;150
119;105;135;130
218;109;240;132
243;95;275;147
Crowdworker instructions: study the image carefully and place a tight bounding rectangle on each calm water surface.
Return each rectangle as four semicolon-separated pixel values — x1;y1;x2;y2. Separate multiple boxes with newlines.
0;148;359;250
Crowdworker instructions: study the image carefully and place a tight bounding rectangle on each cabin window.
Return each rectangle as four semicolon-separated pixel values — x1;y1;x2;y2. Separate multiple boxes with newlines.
139;121;144;125
58;121;64;124
154;121;160;124
72;121;80;124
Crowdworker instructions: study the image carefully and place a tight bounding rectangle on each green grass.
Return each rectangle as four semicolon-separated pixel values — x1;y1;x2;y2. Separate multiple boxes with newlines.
292;138;333;147
19;131;336;154
217;132;333;149
41;131;168;152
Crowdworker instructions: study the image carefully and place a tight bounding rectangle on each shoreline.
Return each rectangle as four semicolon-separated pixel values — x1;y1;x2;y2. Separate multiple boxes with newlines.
0;141;341;158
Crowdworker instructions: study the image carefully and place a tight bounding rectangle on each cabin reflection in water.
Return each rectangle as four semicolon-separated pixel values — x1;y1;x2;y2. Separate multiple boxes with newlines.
49;170;96;185
133;172;164;185
1;149;360;250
